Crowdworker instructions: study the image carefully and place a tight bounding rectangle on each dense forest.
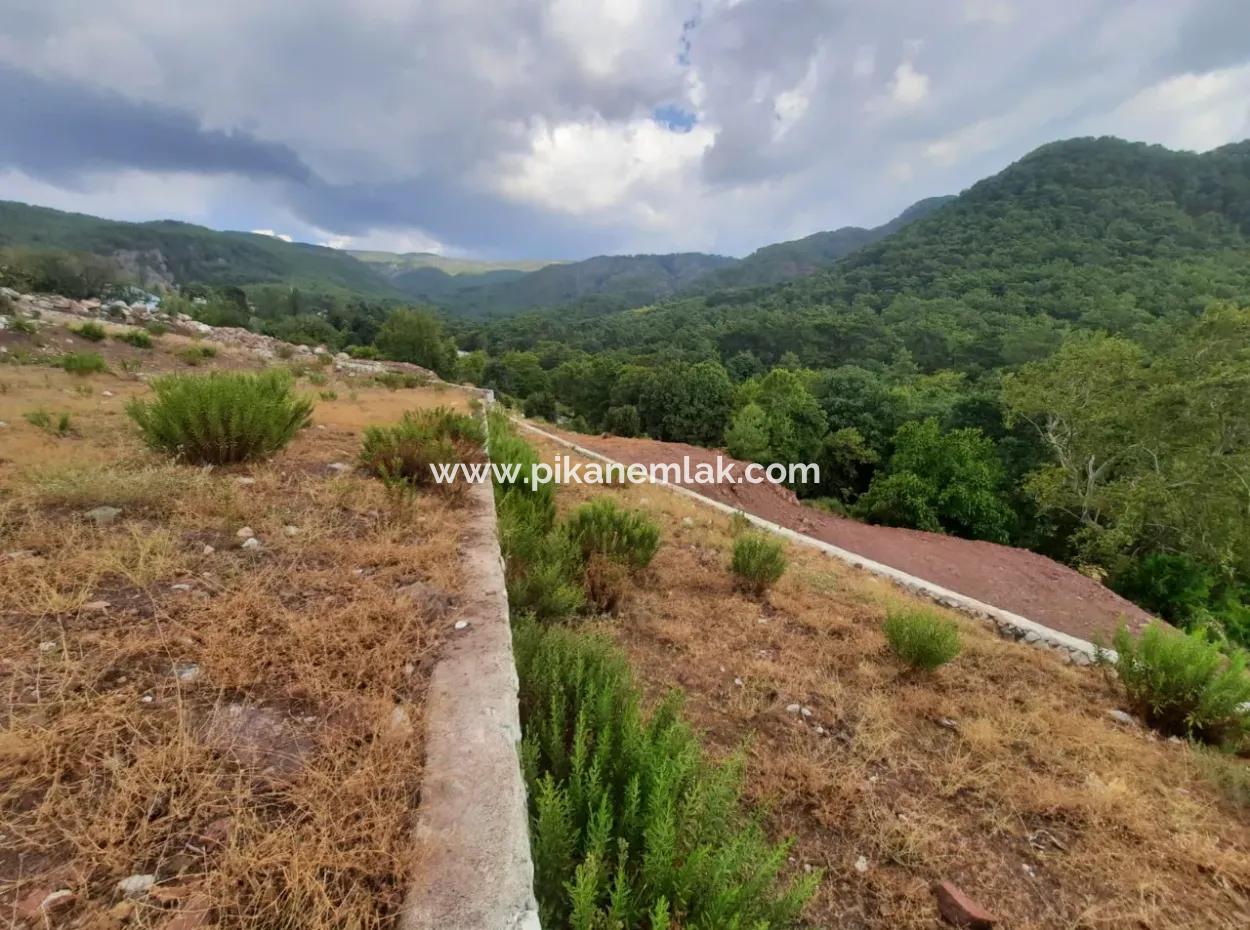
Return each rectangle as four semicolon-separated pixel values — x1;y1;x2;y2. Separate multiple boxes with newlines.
4;136;1249;641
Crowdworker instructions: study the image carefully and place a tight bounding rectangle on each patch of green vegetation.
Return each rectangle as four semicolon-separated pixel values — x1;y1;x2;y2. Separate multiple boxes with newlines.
114;328;153;349
24;409;74;436
882;609;962;671
1104;623;1250;748
60;352;108;375
358;406;484;492
515;619;818;930
126;370;313;465
71;321;107;342
177;345;217;366
730;533;787;597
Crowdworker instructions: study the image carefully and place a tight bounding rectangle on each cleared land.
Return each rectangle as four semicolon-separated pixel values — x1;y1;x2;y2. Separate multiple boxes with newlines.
1;321;471;928
542;427;1154;643
529;432;1250;930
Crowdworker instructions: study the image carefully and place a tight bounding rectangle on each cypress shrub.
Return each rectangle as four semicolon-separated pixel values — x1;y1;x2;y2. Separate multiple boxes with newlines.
882;609;962;671
730;533;787;596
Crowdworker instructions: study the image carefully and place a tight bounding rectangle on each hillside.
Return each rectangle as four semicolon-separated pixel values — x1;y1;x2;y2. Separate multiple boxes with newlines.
0;201;405;298
700;194;956;289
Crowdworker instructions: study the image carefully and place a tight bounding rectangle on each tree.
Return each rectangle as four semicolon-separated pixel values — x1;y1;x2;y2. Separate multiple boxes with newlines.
725;403;771;462
857;418;1013;541
638;361;733;446
374;308;456;376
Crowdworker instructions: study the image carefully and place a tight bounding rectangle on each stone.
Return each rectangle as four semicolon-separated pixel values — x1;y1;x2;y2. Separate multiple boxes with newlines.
682;516;695;528
241;537;262;550
4;549;37;560
454;620;469;631
853;855;869;874
171;583;192;592
933;880;996;929
236;476;256;485
327;462;352;474
1106;709;1138;727
175;663;201;683
83;600;111;611
202;545;215;555
0;421;8;428
785;703;802;715
116;874;157;896
39;640;58;652
101;390;116;398
85;505;123;525
283;525;301;536
235;526;255;539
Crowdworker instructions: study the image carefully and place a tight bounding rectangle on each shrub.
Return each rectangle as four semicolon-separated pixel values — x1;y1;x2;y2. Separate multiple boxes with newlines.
144;321;169;336
71;321;107;342
514;619;817;930
319;389;338;401
359;406;485;491
126;370;313;465
564;498;660;572
523;390;557;421
374;370;429;391
882;609;962;671
114;328;153;349
61;352;108;375
348;344;379;359
731;533;787;596
1106;623;1250;746
24;409;74;436
306;369;328;386
10;315;38;335
1111;553;1218;626
604;403;641;438
177;345;217;366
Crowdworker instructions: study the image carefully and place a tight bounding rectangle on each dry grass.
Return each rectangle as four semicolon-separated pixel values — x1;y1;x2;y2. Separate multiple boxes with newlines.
1;321;475;928
529;434;1250;930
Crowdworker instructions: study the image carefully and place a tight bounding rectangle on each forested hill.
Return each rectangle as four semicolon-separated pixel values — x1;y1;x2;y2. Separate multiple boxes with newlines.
698;194;955;290
0;200;406;298
478;137;1250;374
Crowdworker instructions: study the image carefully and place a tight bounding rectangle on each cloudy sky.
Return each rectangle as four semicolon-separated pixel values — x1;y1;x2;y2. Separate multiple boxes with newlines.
1;0;1248;259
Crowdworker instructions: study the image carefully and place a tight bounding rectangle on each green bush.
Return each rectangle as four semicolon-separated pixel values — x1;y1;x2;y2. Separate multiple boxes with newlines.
177;345;217;366
1106;623;1250;746
730;533;787;596
374;370;430;390
359;406;484;491
114;328;153;349
126;370;313;465
882;609;962;671
144;321;169;336
71;321;107;342
515;620;817;930
564;498;660;572
10;315;38;335
348;344;379;359
24;409;74;436
604;404;641;438
523;390;557;421
61;352;108;375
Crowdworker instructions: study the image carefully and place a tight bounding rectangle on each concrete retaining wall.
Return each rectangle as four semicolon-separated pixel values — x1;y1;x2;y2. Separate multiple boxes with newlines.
517;420;1110;665
400;476;540;930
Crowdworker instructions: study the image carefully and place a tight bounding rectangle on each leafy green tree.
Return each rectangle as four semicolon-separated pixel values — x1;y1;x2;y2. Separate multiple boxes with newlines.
724;403;771;462
858;418;1013;541
484;351;550;400
637;361;733;445
374;308;457;376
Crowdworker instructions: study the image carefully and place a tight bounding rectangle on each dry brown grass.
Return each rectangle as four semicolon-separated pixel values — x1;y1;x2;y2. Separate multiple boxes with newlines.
1;323;475;928
530;434;1250;930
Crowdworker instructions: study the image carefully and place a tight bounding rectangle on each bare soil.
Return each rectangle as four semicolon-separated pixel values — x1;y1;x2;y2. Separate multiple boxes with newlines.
542;427;1154;643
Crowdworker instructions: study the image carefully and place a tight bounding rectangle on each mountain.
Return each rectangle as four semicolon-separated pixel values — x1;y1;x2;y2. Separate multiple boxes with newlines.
479;137;1250;374
348;250;559;276
0;201;406;298
699;195;956;290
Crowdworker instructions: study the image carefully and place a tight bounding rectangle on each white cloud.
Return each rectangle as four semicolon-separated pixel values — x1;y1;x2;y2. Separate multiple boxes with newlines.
1099;64;1250;152
889;61;930;105
251;228;292;242
497;117;713;221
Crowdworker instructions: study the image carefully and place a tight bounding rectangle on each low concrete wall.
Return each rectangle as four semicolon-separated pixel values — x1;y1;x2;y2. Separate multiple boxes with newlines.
400;476;540;930
517;420;1110;665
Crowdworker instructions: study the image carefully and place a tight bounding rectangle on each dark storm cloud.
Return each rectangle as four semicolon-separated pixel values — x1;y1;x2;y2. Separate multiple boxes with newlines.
0;64;311;186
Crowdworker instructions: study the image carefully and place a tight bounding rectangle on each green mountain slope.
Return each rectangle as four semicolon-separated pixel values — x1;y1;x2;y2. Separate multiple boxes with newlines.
700;195;955;290
348;250;560;275
0;200;404;298
481;137;1250;373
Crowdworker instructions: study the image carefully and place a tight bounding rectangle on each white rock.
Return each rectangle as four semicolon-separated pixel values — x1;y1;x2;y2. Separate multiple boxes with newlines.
682;516;694;528
854;855;870;874
1106;709;1138;727
235;526;255;539
733;677;744;687
785;703;802;715
327;462;352;473
39;640;58;653
0;421;8;428
800;707;813;718
101;390;115;398
236;476;256;486
116;874;156;896
83;600;110;611
283;525;301;537
202;545;215;555
241;537;262;550
175;663;201;683
171;583;192;592
453;620;469;631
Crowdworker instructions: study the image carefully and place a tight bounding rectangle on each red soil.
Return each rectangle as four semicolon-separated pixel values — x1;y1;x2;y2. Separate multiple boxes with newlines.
539;426;1154;644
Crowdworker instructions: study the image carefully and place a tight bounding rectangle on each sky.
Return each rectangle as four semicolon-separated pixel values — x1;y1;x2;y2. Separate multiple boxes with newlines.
1;0;1248;260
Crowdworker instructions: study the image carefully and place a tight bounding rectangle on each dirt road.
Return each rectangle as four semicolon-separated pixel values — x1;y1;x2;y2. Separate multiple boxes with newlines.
541;427;1154;644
